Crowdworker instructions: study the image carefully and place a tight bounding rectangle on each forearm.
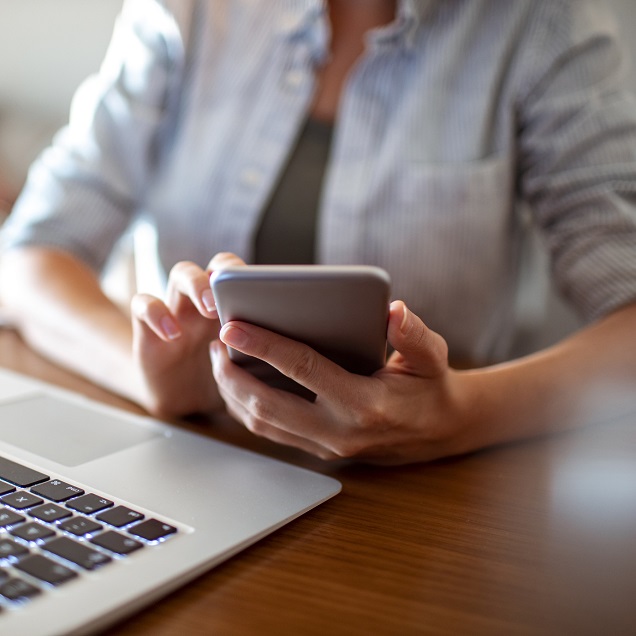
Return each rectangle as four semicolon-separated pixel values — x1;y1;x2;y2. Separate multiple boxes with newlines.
456;303;636;453
0;247;141;403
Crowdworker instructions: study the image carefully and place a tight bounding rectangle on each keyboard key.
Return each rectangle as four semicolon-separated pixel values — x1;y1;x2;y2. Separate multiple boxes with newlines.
67;493;113;515
59;516;102;537
0;507;25;528
2;491;43;510
31;479;84;503
128;519;177;542
90;531;143;555
11;522;56;542
0;538;29;559
15;554;77;586
0;456;48;487
0;480;16;497
96;506;144;528
29;503;73;523
0;576;41;601
43;537;112;571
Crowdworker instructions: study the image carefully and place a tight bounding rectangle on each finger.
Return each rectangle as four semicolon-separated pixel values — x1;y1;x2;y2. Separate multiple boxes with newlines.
386;301;448;377
130;293;181;342
198;253;246;317
206;251;246;272
211;338;318;427
218;320;360;401
165;261;217;318
222;390;338;460
210;341;338;458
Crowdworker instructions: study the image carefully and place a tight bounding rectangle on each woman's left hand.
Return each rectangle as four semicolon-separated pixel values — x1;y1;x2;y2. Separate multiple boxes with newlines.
210;300;474;464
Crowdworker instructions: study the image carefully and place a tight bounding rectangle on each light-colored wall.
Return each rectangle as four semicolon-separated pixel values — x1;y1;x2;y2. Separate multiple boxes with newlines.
0;0;123;185
0;0;123;120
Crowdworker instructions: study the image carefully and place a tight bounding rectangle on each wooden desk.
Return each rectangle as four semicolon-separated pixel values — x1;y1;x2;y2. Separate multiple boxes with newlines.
2;328;636;635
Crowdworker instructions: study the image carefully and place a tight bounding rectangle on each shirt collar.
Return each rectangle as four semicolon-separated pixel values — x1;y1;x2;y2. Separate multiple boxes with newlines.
391;0;437;48
278;0;437;51
400;0;435;23
277;1;325;38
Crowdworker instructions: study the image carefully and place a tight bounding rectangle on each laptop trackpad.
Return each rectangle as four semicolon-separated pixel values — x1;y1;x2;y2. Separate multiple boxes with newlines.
0;395;162;467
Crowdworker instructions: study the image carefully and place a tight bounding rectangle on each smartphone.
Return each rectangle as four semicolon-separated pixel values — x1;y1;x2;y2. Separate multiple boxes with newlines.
210;265;391;399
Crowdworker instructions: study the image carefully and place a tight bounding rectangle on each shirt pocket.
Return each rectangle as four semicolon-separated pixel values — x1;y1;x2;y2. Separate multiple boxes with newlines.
375;153;517;360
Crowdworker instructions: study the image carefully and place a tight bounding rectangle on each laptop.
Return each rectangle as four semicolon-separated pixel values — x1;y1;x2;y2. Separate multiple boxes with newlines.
0;366;341;635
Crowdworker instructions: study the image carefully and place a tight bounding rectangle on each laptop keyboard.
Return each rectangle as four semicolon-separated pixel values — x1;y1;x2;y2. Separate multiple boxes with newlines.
0;455;179;611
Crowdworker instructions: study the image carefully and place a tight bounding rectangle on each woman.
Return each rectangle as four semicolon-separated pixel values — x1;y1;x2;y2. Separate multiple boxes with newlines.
1;0;636;463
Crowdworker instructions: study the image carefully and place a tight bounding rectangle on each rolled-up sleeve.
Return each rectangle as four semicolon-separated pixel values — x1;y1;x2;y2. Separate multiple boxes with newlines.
518;0;636;322
0;0;187;272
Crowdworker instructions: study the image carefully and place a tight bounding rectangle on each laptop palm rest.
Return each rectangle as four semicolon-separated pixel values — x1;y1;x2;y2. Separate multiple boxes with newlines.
0;395;162;467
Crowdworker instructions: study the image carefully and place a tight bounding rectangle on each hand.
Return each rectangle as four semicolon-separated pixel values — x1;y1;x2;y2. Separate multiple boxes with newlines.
130;252;245;418
210;300;473;464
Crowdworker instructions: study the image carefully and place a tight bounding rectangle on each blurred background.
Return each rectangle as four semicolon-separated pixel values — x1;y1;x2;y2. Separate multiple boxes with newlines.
0;1;123;215
0;0;635;341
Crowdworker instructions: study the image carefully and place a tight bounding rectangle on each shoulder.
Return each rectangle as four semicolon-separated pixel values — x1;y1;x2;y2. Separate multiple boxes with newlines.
507;0;626;103
515;0;622;55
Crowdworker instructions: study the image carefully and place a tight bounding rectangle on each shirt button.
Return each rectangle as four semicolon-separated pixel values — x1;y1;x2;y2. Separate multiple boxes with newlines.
240;168;262;188
279;13;301;32
285;69;305;89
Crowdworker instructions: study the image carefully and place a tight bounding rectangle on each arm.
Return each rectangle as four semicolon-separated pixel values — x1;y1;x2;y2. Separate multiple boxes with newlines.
0;247;136;397
0;0;182;349
451;301;636;453
0;2;210;414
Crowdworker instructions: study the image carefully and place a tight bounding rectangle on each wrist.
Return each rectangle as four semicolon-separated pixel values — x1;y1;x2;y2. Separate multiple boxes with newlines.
441;368;494;458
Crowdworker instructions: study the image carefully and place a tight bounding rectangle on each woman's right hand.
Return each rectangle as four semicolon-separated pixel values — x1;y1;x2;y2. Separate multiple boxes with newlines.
130;252;245;418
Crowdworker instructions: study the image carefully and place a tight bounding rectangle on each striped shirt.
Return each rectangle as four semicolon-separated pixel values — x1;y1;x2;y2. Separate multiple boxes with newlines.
3;0;636;362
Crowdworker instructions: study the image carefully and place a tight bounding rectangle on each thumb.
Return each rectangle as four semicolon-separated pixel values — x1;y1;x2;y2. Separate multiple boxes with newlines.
386;301;449;378
206;252;246;272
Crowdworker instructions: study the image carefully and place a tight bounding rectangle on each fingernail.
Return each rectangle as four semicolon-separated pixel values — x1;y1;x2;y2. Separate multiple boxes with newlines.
201;289;216;314
221;324;249;348
399;303;409;334
160;316;181;340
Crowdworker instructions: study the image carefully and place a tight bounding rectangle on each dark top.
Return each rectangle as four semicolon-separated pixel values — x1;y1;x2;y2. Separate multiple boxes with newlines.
253;118;334;264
